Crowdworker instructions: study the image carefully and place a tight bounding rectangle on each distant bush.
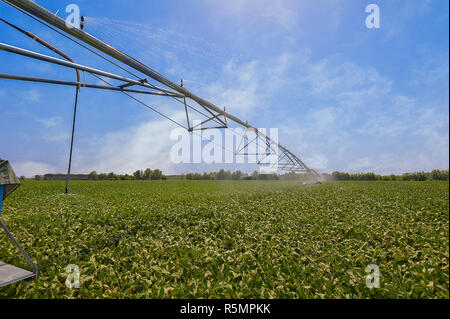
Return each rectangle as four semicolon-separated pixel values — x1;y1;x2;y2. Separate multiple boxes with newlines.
431;169;449;181
86;169;448;182
327;170;449;181
88;168;164;180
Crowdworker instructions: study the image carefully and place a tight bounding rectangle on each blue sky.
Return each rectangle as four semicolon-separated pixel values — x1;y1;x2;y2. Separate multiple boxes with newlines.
0;0;448;176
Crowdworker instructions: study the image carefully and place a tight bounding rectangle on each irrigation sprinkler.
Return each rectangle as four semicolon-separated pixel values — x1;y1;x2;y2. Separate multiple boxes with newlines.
0;0;323;180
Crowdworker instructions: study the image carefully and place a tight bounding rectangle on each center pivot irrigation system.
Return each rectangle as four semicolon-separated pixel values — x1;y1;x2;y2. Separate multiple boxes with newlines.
0;0;322;191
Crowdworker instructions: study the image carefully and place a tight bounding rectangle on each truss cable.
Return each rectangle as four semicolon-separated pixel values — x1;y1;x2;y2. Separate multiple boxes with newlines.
90;73;187;129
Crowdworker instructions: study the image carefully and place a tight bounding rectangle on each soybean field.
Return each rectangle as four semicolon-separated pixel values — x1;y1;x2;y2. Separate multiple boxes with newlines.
0;180;448;298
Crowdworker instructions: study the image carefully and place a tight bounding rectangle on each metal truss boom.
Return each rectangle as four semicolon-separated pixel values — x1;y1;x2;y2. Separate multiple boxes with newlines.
0;73;180;97
0;42;183;97
2;0;321;177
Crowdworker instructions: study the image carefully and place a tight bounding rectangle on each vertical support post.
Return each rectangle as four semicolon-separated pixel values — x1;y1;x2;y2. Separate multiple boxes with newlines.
181;79;191;131
184;97;191;131
65;84;80;194
0;17;82;193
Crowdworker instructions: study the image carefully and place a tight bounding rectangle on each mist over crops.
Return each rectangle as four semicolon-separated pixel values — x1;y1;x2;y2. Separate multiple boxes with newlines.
0;180;448;298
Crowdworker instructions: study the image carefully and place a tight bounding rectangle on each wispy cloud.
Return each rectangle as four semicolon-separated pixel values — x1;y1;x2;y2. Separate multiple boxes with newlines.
13;160;59;177
35;116;63;128
278;54;449;174
33;115;70;142
73;112;186;174
410;54;449;89
200;0;299;30
24;89;43;103
200;52;299;117
383;0;433;40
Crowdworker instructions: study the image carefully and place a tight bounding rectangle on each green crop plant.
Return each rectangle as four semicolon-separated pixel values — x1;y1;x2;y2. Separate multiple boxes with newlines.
0;180;448;298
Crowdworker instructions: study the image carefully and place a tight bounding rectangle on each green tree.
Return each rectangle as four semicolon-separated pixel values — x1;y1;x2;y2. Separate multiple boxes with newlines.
88;171;98;180
217;169;226;180
107;172;116;180
431;169;449;181
133;170;143;180
143;168;152;180
231;170;242;180
151;169;163;180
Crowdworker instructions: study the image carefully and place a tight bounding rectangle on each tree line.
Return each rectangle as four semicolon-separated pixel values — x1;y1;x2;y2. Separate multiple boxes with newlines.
88;168;164;180
182;169;449;181
86;169;280;181
326;170;449;181
85;168;448;181
181;169;279;180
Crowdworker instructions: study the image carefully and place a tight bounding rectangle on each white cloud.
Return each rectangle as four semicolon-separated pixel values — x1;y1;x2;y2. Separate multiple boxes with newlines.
24;89;42;103
35;116;63;128
73;112;186;174
278;55;449;174
410;56;449;88
34;116;70;142
201;53;298;117
303;153;329;171
13;161;59;178
300;60;392;107
383;0;433;40
200;0;299;29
